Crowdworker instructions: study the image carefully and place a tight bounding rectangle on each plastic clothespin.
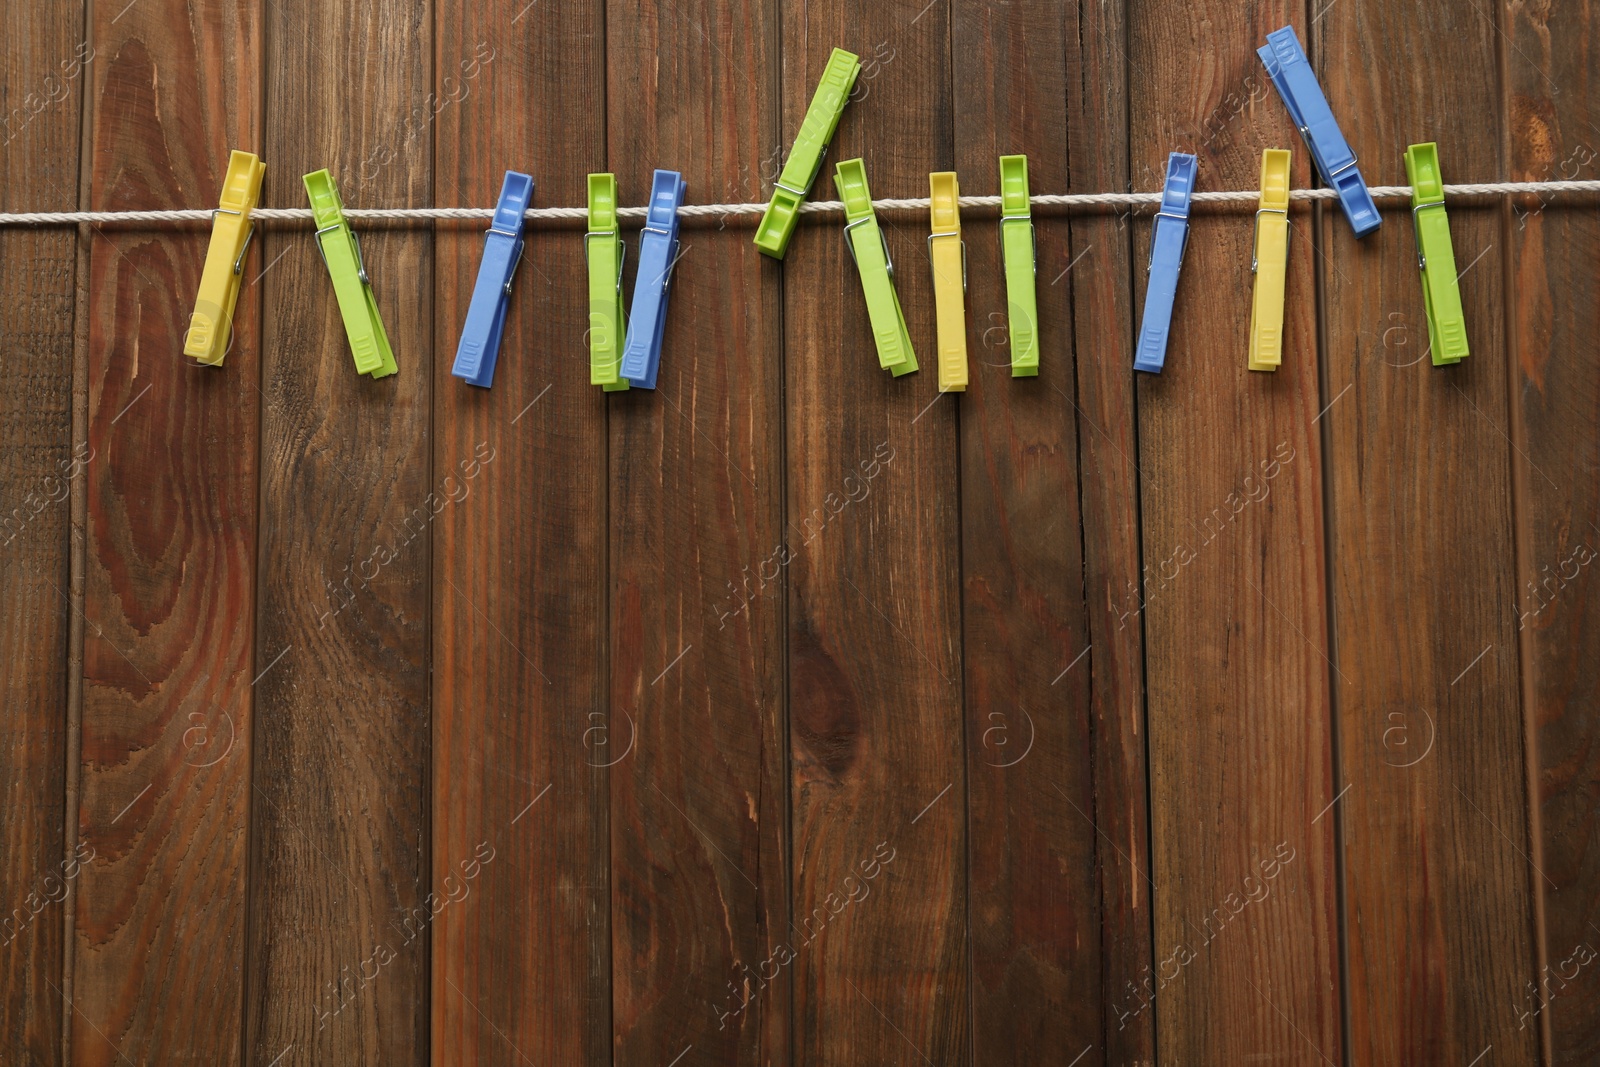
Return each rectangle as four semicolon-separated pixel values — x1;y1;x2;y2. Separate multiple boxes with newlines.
452;170;533;388
1257;26;1380;238
1133;153;1196;375
835;157;917;376
1248;149;1292;372
184;150;266;366
928;172;967;392
586;173;628;392
754;48;861;259
998;154;1038;377
1405;142;1468;365
618;169;685;390
303;169;397;378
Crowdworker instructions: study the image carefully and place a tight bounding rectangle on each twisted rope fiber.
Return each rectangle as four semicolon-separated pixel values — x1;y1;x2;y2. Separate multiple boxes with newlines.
1;179;1596;225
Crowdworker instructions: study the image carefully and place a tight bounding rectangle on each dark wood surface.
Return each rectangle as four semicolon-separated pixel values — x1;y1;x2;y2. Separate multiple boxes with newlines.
0;2;82;1063
1;0;1594;1064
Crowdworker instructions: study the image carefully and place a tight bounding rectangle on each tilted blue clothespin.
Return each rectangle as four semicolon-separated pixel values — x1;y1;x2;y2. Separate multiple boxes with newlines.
618;169;686;390
1257;26;1380;237
1134;153;1196;375
452;170;533;388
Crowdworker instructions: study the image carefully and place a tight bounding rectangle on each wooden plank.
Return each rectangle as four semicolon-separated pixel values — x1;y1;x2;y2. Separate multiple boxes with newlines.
0;2;84;1061
779;12;967;1065
428;5;609;1065
69;0;259;1061
1128;2;1343;1061
605;2;786;1065
1505;1;1600;1061
1319;2;1539;1062
246;1;432;1061
1064;0;1158;1060
951;3;1102;1061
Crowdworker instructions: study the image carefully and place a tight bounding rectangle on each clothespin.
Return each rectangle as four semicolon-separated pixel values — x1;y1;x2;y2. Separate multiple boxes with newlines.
1133;153;1196;375
618;169;685;390
1405;142;1468;365
754;48;860;258
1248;149;1291;372
835;157;917;376
184;150;266;366
586;173;628;391
928;172;967;392
998;154;1038;377
303;169;397;378
452;170;533;388
1257;26;1380;238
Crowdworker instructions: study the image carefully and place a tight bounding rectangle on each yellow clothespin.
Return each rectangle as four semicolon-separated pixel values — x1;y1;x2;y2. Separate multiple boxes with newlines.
928;172;967;392
1248;149;1291;372
184;150;266;366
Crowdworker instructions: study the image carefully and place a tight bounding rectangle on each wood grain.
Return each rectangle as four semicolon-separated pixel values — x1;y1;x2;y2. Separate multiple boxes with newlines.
428;3;609;1064
1319;1;1540;1061
951;3;1102;1061
247;0;432;1062
604;1;788;1064
1064;0;1159;1061
1506;0;1600;1061
780;7;968;1064
71;0;259;1062
1129;1;1343;1061
0;1;83;1062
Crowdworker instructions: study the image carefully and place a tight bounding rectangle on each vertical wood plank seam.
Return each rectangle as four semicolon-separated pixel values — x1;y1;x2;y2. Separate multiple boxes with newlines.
1118;2;1160;1060
599;0;614;1059
1494;0;1552;1061
238;0;269;1058
772;10;793;1067
947;8;978;1066
424;1;438;1056
1305;14;1354;1067
1058;8;1108;1061
62;0;97;1056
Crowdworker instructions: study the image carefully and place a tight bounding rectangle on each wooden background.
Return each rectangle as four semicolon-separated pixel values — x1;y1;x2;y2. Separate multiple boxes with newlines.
0;0;1595;1063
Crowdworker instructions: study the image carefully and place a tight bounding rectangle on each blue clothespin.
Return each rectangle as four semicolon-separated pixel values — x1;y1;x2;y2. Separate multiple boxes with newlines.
1134;153;1196;375
619;169;686;389
1257;26;1380;237
452;170;533;387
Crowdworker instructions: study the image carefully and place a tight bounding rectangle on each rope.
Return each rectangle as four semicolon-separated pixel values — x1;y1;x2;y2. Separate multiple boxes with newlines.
1;179;1596;226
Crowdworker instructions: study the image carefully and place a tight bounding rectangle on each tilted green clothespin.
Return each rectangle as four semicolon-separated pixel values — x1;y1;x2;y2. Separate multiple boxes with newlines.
1405;142;1468;366
835;157;916;376
303;168;397;378
998;154;1038;377
586;173;628;391
754;48;860;258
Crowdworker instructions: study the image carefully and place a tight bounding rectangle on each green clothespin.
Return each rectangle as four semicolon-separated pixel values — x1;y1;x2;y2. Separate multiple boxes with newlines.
998;154;1038;377
303;169;397;378
586;173;628;391
1404;142;1468;366
835;158;916;377
753;48;860;259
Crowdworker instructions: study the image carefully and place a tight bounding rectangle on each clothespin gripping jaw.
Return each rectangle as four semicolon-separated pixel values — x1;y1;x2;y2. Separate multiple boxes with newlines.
1248;149;1292;372
835;157;917;377
928;171;968;392
586;173;629;391
303;168;399;379
754;48;861;258
618;169;687;390
997;154;1038;377
1257;25;1380;238
1133;152;1197;375
452;169;533;389
1404;141;1469;365
185;149;267;366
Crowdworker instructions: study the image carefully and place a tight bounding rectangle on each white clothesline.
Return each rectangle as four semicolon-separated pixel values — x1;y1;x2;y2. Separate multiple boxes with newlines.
0;179;1595;226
